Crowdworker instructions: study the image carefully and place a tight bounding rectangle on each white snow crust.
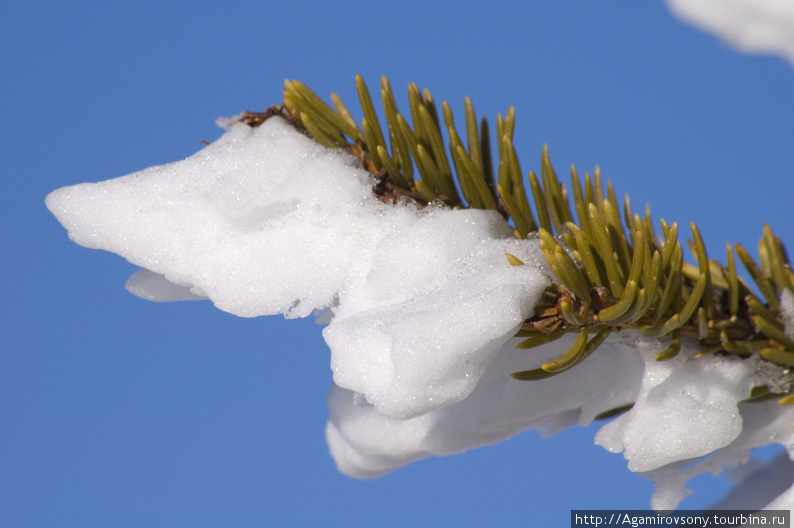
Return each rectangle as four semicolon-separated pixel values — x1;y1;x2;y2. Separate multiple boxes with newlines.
47;117;794;511
667;0;794;65
46;118;550;419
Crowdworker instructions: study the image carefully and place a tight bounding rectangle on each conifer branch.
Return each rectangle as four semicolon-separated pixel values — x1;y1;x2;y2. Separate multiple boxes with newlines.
242;75;794;403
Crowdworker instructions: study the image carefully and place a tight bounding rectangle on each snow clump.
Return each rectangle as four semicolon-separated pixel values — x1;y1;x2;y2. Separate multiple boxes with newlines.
666;0;794;66
46;117;550;419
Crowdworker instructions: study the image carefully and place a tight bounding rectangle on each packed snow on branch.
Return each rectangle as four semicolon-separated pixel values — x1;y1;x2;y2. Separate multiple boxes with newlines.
47;117;794;510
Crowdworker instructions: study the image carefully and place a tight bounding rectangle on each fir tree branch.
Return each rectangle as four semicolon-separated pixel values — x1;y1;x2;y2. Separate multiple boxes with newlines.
242;75;794;403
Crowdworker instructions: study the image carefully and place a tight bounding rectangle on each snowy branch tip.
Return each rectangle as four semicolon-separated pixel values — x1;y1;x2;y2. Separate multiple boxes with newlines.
47;117;794;510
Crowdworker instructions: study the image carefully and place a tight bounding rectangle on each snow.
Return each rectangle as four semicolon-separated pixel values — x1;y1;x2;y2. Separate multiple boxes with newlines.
126;269;206;302
644;396;794;512
46;117;794;511
327;332;646;478
595;340;759;473
666;0;794;66
46;117;550;419
782;288;794;341
47;119;385;319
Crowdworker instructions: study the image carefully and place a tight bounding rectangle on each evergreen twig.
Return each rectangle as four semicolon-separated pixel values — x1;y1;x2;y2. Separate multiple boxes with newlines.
242;75;794;404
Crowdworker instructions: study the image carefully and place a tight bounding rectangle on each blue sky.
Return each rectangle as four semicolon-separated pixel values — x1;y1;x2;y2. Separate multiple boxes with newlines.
3;2;794;526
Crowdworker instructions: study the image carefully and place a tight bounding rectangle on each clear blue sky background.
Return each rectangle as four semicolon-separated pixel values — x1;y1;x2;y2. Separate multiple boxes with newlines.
3;2;793;526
